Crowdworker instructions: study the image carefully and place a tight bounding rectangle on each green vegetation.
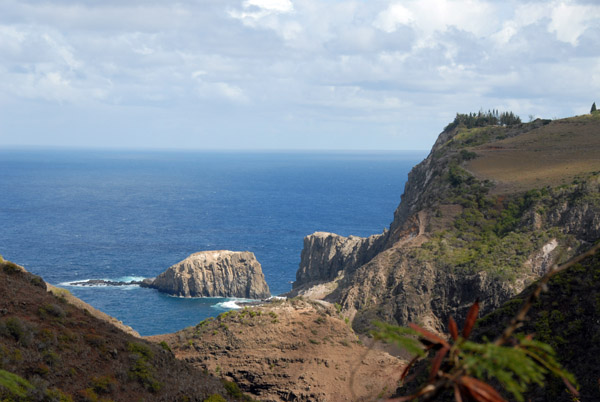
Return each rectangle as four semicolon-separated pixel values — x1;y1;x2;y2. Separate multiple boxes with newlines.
414;180;563;280
0;369;75;401
203;395;227;402
591;102;597;113
0;317;34;347
460;336;575;401
221;380;259;402
38;303;67;319
445;110;522;132
91;375;117;394
374;296;578;402
0;369;33;399
127;342;162;392
159;341;172;352
411;159;600;281
1;259;23;275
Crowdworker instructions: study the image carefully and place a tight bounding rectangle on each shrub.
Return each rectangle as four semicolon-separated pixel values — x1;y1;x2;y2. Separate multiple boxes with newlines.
203;395;227;402
1;317;33;346
91;375;117;394
39;303;67;319
222;380;243;398
0;369;33;398
159;341;171;353
128;342;161;392
1;260;23;275
46;388;74;402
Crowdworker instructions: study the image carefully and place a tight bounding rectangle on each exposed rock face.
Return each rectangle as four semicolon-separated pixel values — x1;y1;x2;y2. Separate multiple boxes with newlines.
149;299;403;402
295;117;600;334
150;251;270;299
292;231;387;291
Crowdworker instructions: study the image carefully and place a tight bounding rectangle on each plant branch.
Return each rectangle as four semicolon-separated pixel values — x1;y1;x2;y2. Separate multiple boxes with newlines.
494;241;600;347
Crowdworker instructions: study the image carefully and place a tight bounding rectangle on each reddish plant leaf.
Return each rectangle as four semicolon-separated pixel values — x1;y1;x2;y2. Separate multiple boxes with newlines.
458;376;507;402
448;316;459;341
408;323;449;347
429;345;450;381
400;355;421;381
453;383;463;402
462;301;480;339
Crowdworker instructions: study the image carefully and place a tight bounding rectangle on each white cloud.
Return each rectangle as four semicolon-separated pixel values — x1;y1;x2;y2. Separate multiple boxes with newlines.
1;0;599;150
375;0;498;37
245;0;294;13
42;32;82;70
374;4;414;33
548;1;600;45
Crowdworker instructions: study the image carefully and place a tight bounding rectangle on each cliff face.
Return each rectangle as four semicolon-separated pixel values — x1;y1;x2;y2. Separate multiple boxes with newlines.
150;250;271;299
151;299;403;402
292;231;387;292
295;115;600;334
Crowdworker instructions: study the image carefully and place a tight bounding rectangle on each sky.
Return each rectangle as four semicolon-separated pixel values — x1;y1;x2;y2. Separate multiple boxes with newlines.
0;0;599;151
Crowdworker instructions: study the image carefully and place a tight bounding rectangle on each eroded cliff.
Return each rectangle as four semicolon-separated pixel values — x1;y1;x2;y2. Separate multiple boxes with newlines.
295;115;600;334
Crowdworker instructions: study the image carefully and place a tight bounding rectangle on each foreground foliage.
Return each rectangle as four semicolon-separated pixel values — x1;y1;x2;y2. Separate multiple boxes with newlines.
375;243;600;401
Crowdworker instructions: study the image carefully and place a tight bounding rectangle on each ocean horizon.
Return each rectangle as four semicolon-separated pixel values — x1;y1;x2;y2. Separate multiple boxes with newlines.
0;149;426;335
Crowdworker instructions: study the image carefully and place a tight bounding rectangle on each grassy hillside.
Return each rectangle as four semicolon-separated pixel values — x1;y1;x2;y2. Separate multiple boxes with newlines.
0;257;243;402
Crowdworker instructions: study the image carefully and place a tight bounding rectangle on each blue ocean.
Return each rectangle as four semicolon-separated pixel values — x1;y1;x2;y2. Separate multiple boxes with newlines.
0;150;425;335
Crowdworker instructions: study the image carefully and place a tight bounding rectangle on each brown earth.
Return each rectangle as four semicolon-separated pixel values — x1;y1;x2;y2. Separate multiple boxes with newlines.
148;298;404;402
467;114;600;194
0;259;241;401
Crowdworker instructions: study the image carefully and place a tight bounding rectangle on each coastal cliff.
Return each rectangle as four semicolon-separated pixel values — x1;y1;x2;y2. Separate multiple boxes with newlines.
295;114;600;334
149;250;271;299
292;231;387;292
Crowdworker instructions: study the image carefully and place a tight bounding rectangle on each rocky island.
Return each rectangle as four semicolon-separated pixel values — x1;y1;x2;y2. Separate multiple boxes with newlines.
145;250;271;299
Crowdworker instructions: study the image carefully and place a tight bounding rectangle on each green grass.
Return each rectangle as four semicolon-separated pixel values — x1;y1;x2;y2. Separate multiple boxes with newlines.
127;342;162;392
0;369;33;398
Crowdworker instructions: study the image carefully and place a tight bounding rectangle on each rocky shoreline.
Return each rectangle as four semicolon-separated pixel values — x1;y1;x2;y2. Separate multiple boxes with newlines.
70;250;272;300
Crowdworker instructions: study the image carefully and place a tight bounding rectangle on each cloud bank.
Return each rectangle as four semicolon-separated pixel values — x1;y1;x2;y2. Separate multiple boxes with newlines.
0;0;598;150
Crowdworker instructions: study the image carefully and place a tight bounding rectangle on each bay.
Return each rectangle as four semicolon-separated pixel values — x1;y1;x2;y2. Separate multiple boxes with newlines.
0;149;425;335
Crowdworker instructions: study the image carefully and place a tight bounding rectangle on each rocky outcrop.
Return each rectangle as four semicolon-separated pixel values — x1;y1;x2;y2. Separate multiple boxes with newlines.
149;251;270;299
336;244;540;334
292;231;387;291
150;299;403;402
295;116;600;334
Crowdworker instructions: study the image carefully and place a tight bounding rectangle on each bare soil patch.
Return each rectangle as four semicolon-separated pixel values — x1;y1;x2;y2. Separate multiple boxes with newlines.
149;299;404;402
466;115;600;194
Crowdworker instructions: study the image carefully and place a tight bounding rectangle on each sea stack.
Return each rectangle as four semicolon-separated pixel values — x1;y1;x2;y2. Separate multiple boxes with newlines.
149;251;270;299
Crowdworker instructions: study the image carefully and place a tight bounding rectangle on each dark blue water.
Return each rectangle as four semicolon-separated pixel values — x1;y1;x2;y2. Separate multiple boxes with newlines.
0;149;425;335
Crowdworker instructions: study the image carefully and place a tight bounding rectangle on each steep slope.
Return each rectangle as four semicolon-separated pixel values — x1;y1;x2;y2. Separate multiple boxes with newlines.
0;258;241;401
150;299;403;402
473;246;600;401
292;114;600;334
